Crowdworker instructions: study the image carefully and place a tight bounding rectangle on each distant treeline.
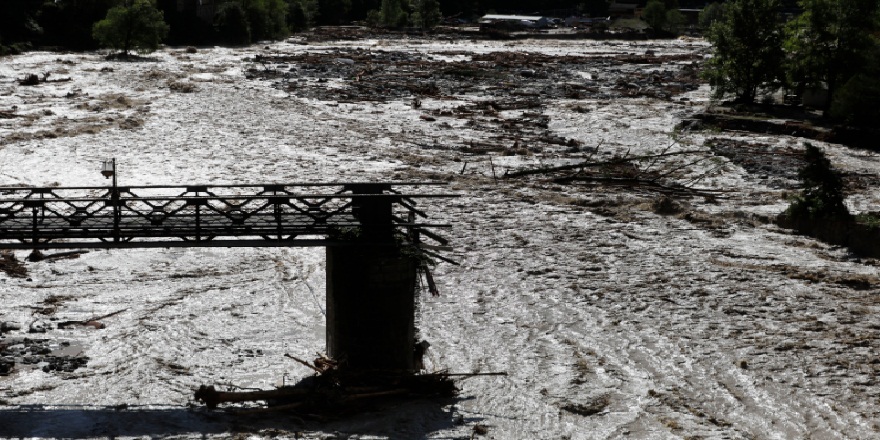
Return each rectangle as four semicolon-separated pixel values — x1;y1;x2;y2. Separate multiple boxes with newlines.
0;0;609;51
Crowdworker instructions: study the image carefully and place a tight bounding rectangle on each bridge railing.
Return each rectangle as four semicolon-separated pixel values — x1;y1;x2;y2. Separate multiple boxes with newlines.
0;183;455;249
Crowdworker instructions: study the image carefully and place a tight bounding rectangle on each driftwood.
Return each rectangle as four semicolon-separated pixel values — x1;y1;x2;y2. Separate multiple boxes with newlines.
195;355;505;415
553;175;725;198
27;250;89;262
504;149;712;178
18;73;72;86
57;309;127;329
195;385;313;409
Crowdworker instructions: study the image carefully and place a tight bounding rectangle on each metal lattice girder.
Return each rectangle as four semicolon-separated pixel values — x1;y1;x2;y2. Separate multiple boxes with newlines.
0;183;455;249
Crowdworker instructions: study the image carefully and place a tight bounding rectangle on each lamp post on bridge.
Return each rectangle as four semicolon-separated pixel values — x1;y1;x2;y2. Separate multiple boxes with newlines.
101;158;120;242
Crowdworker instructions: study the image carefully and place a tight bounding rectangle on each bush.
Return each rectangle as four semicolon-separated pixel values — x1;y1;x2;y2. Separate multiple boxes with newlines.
784;143;850;220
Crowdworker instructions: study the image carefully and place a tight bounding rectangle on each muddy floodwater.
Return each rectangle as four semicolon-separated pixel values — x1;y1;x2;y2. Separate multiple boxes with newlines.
1;32;880;439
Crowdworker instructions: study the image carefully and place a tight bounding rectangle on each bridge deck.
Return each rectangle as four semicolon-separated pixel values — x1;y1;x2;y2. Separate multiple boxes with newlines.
0;183;454;250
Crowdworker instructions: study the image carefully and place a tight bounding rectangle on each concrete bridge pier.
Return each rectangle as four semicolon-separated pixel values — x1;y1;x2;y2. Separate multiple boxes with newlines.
326;185;419;372
326;245;418;372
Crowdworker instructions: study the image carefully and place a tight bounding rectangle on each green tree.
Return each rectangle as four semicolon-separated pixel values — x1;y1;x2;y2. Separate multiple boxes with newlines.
785;143;850;220
366;9;382;26
242;0;289;41
380;0;407;27
411;0;441;29
317;0;352;25
286;0;308;30
830;43;880;126
643;0;667;31
643;0;683;35
698;2;725;31
784;0;880;112
215;1;251;45
92;0;169;55
703;0;785;103
295;0;320;27
664;8;684;34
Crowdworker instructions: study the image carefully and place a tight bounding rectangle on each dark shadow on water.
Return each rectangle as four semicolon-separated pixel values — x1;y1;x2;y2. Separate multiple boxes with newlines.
0;397;474;439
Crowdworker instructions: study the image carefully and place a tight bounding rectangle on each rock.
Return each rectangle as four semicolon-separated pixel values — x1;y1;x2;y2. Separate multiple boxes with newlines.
28;321;50;333
0;322;21;333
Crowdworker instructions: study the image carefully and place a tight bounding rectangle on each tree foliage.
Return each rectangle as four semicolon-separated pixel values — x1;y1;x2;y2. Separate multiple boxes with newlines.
698;2;725;31
784;0;880;111
411;0;442;29
786;143;850;220
642;0;683;35
316;0;352;25
244;0;289;41
380;0;408;28
643;0;667;31
215;2;251;45
829;43;880;126
703;0;785;103
92;0;169;55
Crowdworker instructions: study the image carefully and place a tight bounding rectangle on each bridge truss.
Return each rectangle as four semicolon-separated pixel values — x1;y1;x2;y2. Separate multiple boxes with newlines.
0;183;455;254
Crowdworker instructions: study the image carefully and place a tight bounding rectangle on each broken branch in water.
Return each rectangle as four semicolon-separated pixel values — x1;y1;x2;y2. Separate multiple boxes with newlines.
503;149;711;178
57;309;128;329
552;175;727;198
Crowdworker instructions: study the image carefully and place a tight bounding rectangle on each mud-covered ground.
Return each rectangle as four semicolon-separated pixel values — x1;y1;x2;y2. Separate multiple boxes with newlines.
1;32;880;439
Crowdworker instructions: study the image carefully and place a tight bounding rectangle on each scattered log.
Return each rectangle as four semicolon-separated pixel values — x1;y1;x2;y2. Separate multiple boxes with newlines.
504;149;711;179
57;309;127;330
195;385;312;409
553;175;724;198
194;353;501;415
27;250;89;262
18;73;72;86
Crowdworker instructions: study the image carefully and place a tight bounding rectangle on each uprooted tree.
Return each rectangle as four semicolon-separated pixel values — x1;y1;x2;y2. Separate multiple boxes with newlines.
92;0;169;55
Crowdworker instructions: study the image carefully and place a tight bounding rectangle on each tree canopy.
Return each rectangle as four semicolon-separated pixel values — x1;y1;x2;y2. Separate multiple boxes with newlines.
703;0;785;103
92;0;169;55
784;0;880;111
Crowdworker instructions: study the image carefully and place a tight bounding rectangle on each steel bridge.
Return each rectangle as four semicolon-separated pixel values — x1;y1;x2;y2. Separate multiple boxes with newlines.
0;181;456;372
0;182;454;253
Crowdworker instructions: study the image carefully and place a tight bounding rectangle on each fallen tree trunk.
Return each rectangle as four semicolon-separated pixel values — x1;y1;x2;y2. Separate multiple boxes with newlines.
553;175;724;197
504;149;711;179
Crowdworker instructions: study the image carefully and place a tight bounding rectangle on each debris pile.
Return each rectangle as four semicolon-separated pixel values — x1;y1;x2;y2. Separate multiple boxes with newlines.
0;251;27;278
195;354;504;417
246;49;702;104
17;72;72;86
709;138;806;187
0;337;88;376
243;47;702;158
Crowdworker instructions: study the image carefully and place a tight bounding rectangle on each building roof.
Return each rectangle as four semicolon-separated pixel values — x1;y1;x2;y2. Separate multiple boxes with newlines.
480;15;546;22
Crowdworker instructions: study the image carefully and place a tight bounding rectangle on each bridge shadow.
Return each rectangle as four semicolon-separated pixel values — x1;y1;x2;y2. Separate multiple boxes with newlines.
0;397;474;439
